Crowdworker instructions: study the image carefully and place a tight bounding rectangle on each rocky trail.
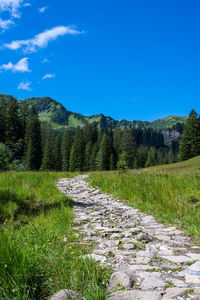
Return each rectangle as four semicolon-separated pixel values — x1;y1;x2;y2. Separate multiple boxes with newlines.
57;175;200;300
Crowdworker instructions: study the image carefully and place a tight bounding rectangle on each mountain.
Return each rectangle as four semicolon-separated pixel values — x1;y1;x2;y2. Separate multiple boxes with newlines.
0;94;187;132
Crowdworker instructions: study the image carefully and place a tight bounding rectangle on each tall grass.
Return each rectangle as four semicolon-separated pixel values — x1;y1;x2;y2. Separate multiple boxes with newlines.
90;168;200;244
0;172;110;300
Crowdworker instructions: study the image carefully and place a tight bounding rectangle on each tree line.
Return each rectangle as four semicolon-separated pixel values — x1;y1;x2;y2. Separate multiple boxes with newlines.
0;97;179;171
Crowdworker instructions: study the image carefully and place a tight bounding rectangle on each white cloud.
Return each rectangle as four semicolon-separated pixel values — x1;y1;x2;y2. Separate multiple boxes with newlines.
0;57;30;72
42;57;50;63
4;25;83;53
23;2;31;7
42;73;55;79
0;18;14;30
38;6;47;13
18;80;32;90
0;0;24;18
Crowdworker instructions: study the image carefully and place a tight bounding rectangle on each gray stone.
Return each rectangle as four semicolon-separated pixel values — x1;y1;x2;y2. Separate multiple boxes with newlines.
50;289;79;300
107;271;131;292
106;290;162;300
185;274;200;284
160;255;193;263
82;253;106;263
163;288;188;299
139;272;165;290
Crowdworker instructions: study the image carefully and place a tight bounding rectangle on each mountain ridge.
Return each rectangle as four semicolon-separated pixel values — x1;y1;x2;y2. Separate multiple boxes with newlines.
0;94;187;132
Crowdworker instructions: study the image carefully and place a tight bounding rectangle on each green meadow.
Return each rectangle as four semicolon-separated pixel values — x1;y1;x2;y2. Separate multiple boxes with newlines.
0;172;110;300
90;156;200;244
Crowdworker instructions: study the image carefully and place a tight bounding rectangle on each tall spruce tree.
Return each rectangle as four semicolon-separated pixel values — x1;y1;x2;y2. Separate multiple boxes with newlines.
24;105;42;170
84;140;93;171
98;132;113;170
0;97;7;143
121;129;136;168
5;97;21;147
40;125;53;170
179;109;200;160
90;141;98;170
69;127;85;171
61;129;72;171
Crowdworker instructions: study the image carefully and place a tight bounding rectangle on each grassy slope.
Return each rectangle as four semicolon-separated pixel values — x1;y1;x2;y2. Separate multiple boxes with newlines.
0;172;110;300
90;156;200;244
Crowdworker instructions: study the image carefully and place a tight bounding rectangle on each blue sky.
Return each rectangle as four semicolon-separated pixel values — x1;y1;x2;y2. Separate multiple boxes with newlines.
0;0;200;121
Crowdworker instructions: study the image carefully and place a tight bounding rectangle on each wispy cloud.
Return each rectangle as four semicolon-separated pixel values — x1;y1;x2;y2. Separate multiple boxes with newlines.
4;25;83;53
18;80;32;90
0;0;24;18
42;73;55;79
42;57;50;63
23;2;31;7
0;18;14;30
38;6;48;13
0;57;30;72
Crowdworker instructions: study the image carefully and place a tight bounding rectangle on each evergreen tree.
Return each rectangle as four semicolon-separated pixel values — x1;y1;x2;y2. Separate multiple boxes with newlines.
5;97;21;147
90;141;98;170
121;129;136;168
61;129;72;171
145;146;158;167
53;135;62;171
19;100;29;139
24;106;42;170
98;132;113;170
0;97;7;143
69;127;85;171
134;145;148;168
179;109;200;160
40;125;53;170
84;140;93;171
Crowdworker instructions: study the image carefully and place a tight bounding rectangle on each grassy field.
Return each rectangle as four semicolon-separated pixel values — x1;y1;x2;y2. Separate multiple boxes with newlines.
90;156;200;244
0;172;110;300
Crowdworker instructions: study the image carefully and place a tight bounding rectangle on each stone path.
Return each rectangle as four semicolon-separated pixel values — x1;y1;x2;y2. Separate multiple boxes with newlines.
57;175;200;300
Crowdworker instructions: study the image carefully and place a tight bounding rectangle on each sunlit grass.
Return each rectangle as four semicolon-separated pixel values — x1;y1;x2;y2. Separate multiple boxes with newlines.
0;172;110;300
90;156;200;244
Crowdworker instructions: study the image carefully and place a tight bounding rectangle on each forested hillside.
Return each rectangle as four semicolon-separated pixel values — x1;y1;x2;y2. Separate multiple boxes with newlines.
0;94;186;132
0;96;180;171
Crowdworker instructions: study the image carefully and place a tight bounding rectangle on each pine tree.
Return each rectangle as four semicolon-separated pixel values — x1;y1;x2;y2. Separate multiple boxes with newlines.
61;129;72;171
145;147;158;167
24;106;42;170
69;127;85;171
5;97;21;147
179;109;200;160
134;145;148;168
19;100;29;140
121;129;136;168
98;132;113;170
53;135;62;171
40;125;53;170
90;141;98;170
0;96;7;143
84;140;93;171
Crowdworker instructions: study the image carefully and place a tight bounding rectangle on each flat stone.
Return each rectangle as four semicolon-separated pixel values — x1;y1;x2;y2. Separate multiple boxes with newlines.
107;271;131;292
187;253;200;260
185;274;200;284
163;287;188;299
139;272;165;290
122;243;135;250
106;290;162;300
160;255;193;263
156;235;171;242
50;289;79;300
82;253;106;263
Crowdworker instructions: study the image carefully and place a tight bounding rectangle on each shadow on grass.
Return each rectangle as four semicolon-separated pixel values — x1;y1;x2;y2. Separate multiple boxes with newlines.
0;189;73;224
